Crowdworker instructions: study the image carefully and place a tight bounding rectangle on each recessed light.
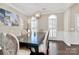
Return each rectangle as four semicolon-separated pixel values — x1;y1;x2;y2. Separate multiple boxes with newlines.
42;8;46;10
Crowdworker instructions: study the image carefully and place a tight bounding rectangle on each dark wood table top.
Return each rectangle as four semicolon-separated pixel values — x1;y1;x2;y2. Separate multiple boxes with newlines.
27;32;45;45
18;32;45;45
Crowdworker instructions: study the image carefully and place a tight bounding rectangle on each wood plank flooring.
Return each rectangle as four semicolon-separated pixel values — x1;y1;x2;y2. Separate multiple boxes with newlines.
49;40;79;55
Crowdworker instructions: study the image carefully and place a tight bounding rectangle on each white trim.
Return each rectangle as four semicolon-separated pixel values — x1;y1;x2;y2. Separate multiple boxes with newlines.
74;13;79;32
5;4;26;16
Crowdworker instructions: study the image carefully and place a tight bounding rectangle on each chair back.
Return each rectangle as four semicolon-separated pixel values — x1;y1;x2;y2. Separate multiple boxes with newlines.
0;32;19;55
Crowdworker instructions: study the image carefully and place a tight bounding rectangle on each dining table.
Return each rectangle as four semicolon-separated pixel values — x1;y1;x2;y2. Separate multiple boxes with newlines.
17;32;45;54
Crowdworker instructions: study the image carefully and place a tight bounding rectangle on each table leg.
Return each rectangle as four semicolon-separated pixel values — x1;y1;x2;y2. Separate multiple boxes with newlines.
35;46;39;53
30;47;39;55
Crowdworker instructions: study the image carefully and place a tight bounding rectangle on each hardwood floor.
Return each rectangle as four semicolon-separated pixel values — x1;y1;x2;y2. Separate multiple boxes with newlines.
49;40;79;55
18;46;31;55
1;41;79;55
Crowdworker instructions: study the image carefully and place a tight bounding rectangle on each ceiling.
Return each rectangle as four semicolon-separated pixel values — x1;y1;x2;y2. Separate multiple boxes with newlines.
7;3;74;16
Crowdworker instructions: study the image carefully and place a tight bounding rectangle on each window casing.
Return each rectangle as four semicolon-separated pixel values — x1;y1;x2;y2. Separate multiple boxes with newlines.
48;15;57;38
75;14;79;32
31;17;38;32
31;16;38;43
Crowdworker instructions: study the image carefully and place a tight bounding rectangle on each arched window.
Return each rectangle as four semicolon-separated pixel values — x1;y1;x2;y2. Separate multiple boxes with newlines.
48;15;57;38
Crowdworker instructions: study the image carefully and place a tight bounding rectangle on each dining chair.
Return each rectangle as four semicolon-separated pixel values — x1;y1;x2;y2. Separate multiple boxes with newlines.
0;33;3;55
38;31;49;54
0;32;19;55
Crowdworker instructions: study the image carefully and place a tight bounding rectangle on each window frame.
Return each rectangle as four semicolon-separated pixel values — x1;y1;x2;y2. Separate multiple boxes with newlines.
48;15;57;38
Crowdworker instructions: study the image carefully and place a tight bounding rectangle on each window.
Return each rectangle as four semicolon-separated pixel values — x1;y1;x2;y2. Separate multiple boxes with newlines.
75;14;79;31
31;16;38;43
48;15;57;38
31;16;38;32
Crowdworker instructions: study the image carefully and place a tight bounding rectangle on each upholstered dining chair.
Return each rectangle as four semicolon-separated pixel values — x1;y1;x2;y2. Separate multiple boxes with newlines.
0;33;3;55
38;31;49;54
0;32;19;55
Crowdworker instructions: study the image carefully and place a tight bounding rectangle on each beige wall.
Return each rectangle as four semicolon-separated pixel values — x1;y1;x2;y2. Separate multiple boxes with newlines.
1;3;76;36
27;13;64;32
63;4;79;45
64;8;71;32
64;4;79;32
20;15;28;29
39;13;64;31
38;14;48;31
63;4;79;32
57;13;64;31
70;4;79;32
23;4;79;33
